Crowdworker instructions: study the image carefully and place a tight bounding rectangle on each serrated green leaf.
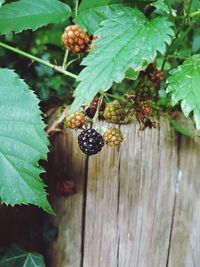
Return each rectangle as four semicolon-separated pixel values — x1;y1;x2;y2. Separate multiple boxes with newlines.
151;0;177;16
167;55;200;129
0;68;53;213
0;245;46;267
0;0;71;35
71;9;174;112
75;0;130;34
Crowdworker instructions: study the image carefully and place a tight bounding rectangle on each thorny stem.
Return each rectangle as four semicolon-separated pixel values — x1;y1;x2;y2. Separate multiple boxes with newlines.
0;41;78;80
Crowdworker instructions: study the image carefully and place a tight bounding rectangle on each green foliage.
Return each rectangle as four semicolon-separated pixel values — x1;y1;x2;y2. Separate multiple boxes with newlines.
71;8;174;112
171;120;200;138
0;68;52;213
0;245;46;267
75;0;130;34
151;0;176;15
0;0;71;34
167;55;200;129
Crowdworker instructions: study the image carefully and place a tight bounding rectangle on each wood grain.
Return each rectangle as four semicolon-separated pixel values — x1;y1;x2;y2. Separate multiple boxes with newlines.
82;118;178;267
168;136;200;267
46;128;86;267
117;118;177;267
45;119;200;267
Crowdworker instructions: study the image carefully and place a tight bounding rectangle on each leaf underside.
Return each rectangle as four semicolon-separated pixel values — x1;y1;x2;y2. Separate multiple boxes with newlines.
167;54;200;129
71;8;174;112
0;0;71;34
0;68;52;213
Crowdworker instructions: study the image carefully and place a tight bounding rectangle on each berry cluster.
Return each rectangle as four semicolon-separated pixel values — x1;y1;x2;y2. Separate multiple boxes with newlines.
65;110;85;129
103;128;123;147
62;25;90;53
103;101;125;123
63;97;125;156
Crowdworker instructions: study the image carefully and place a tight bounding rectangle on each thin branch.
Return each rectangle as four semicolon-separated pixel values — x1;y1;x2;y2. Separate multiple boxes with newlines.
0;41;78;80
62;49;69;70
46;107;69;135
75;0;79;17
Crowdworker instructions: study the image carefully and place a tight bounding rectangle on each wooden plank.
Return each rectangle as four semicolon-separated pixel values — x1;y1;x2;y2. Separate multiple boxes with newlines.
117;118;177;267
168;136;200;267
83;134;121;267
82;119;178;267
46;128;85;267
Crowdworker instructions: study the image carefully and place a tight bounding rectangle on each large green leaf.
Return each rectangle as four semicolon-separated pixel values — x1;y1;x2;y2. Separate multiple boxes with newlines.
71;8;174;112
75;0;130;34
0;68;52;213
167;55;200;129
0;245;46;267
0;0;71;34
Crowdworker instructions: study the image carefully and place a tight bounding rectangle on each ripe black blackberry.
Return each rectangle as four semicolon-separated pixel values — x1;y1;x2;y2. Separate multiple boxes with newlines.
78;129;104;155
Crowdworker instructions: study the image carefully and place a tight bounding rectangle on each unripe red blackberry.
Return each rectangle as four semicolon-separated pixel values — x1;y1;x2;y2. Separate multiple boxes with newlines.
135;100;152;117
103;102;125;123
65;110;85;129
103;128;123;147
62;25;90;53
86;97;106;118
78;129;104;155
149;69;164;86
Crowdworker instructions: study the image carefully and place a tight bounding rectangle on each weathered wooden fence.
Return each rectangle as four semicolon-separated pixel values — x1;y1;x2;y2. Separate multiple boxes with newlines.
45;117;200;267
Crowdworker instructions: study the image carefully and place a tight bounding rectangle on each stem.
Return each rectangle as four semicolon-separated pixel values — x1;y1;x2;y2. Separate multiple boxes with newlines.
165;0;178;32
92;95;103;125
167;55;187;60
62;49;69;70
75;0;79;17
105;92;125;101
0;41;78;80
189;10;200;17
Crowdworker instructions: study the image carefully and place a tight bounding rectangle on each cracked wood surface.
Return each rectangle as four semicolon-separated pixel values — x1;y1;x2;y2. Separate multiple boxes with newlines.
46;119;200;267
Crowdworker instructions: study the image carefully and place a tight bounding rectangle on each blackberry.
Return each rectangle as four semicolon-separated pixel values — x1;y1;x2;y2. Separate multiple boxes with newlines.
103;128;123;147
103;101;125;123
78;129;104;155
62;24;90;53
65;110;85;129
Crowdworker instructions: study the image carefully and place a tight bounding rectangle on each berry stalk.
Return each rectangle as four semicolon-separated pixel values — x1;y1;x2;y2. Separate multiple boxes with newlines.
0;41;78;80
